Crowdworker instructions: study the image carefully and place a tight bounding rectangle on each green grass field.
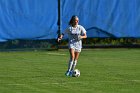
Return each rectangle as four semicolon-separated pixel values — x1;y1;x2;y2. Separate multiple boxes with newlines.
0;49;140;93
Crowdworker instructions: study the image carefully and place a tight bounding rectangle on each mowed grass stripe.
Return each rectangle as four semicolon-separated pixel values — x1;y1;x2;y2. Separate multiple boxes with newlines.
0;49;140;93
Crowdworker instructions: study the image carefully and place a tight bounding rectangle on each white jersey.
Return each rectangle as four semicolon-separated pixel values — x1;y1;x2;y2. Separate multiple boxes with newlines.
63;25;86;52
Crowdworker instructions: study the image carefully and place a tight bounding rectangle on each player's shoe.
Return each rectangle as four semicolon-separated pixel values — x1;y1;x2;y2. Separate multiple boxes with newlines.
65;71;70;76
69;71;73;77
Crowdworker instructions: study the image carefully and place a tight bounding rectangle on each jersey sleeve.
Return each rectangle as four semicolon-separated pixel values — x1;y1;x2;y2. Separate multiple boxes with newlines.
80;25;86;35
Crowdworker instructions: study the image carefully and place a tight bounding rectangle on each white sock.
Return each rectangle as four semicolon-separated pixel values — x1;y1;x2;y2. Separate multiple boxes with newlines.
68;59;74;72
71;60;77;71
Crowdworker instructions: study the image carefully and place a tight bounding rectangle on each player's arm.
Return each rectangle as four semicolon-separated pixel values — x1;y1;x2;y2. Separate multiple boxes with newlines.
57;33;64;42
78;26;87;40
57;28;69;42
80;32;87;39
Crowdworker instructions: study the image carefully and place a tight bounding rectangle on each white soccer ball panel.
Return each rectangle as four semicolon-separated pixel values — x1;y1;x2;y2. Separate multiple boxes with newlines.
73;69;80;77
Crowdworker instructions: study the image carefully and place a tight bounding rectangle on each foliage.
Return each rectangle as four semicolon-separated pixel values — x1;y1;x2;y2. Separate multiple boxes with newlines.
60;38;140;46
0;39;58;50
0;38;140;50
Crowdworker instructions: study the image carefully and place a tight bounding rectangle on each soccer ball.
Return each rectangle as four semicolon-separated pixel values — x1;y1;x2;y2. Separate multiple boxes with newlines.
72;69;80;77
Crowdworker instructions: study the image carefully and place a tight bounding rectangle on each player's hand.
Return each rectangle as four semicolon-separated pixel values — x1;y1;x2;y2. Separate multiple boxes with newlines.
77;35;82;41
57;37;61;42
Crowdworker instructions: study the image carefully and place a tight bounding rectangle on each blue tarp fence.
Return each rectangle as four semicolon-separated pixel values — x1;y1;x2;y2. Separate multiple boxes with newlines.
0;0;140;42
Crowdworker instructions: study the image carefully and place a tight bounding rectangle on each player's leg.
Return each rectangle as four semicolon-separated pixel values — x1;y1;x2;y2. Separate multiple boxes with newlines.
65;48;75;76
71;49;81;71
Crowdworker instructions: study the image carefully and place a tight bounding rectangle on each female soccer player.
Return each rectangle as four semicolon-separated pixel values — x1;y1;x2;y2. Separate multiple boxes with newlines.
58;15;87;76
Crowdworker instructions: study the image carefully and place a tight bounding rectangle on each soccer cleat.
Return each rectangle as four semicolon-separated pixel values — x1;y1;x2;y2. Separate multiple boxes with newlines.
69;71;73;77
65;71;70;76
